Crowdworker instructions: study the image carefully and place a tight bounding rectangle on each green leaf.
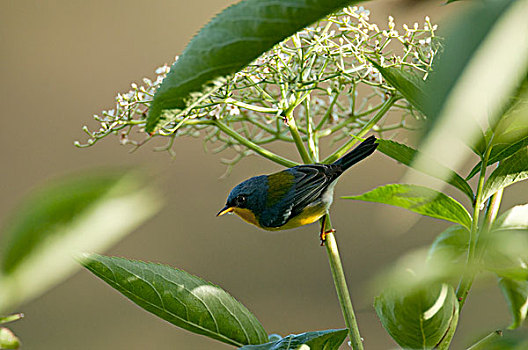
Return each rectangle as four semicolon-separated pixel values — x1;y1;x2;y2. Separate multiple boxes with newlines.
238;329;348;350
377;139;474;200
428;225;469;265
0;170;161;312
498;277;528;329
374;283;459;350
368;60;427;114
482;147;528;203
81;254;268;347
466;135;528;180
343;184;472;229
0;328;20;349
467;329;528;350
146;0;362;132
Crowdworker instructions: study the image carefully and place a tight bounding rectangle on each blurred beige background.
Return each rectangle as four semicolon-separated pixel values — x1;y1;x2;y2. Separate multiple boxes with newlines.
1;1;525;349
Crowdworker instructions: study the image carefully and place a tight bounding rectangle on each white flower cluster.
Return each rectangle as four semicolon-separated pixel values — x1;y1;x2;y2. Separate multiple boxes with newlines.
77;6;438;167
75;62;173;148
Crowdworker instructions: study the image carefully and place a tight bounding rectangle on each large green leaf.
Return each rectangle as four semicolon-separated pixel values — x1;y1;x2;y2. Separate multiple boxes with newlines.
238;329;348;350
146;0;362;132
409;0;528;192
498;277;528;329
377;139;474;201
0;170;161;312
481;147;528;202
368;60;427;114
343;184;472;229
374;283;459;350
81;254;268;347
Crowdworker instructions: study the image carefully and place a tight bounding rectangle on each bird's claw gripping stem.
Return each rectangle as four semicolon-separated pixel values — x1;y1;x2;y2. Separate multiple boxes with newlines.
320;228;336;246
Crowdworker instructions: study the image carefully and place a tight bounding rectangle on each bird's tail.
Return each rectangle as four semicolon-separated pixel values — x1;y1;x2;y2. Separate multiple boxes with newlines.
332;136;378;171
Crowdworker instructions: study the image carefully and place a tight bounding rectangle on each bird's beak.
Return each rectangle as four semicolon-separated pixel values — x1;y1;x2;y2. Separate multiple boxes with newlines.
216;206;234;217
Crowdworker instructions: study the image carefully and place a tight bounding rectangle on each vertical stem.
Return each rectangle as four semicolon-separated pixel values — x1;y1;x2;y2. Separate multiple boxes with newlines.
323;214;364;350
456;142;494;307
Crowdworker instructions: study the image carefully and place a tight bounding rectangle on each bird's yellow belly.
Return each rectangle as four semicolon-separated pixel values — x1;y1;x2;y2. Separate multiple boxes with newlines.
267;203;327;231
233;203;327;231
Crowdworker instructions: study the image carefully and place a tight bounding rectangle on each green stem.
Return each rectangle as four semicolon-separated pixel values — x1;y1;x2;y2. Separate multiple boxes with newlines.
224;97;279;114
456;142;494;307
303;97;319;161
322;214;364;350
315;94;339;131
214;120;298;167
323;95;397;164
285;104;313;164
327;103;384;135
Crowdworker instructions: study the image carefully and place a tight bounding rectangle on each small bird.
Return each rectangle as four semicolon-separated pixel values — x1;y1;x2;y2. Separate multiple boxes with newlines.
217;136;378;242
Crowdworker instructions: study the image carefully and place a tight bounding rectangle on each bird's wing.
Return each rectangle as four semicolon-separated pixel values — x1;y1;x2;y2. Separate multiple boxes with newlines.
260;165;337;228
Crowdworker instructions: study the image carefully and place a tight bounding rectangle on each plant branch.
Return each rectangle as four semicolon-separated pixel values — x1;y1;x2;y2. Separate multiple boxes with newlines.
322;214;364;350
224;97;279;114
304;97;319;162
214;120;299;167
456;142;494;307
322;95;397;164
315;93;339;131
285;99;313;164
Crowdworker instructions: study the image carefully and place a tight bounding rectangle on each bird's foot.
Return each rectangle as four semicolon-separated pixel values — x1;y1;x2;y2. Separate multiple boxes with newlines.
320;229;336;246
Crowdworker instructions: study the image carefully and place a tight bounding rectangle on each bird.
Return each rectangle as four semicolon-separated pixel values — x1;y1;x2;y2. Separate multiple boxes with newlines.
217;136;378;243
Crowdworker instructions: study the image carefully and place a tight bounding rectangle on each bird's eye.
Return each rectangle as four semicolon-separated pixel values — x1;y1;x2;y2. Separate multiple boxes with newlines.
235;195;247;206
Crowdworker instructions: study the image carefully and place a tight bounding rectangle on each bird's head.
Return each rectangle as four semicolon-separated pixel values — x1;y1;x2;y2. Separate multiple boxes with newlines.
217;175;267;221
